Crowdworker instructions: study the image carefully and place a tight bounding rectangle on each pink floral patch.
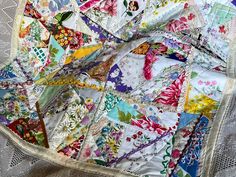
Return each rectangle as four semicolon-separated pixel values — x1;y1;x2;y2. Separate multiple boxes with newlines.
80;0;102;12
154;72;186;107
95;0;117;16
166;19;189;33
143;52;158;80
131;115;168;134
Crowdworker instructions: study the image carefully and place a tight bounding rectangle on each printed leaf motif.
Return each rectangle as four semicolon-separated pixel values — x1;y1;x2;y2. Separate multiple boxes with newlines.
35;132;45;145
61;11;73;22
94;159;107;166
16;125;24;135
127;112;132;120
118;109;126;121
127;11;133;16
118;109;132;123
123;0;127;7
191;71;198;79
49;45;59;58
54;13;62;22
136;113;144;119
177;169;184;177
54;11;73;24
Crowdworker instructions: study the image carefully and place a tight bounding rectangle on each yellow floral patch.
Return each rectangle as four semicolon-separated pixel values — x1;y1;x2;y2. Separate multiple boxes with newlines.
184;94;218;119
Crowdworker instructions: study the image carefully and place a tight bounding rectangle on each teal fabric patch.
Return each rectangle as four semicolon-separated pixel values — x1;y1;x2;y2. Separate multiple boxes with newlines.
107;100;138;122
49;36;65;62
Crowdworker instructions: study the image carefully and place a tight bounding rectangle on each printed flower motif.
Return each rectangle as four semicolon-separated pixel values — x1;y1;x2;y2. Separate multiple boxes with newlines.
198;80;203;85
168;160;175;168
188;13;195;20
211;80;217;86
62;147;75;156
85;98;93;104
171;149;181;159
177;42;191;53
24;1;42;19
184;94;218;118
110;68;120;78
169;72;179;80
154;72;185;107
81;116;90;125
19;26;31;38
184;3;189;9
107;138;119;153
141;22;147;28
54;25;73;48
84;145;91;157
206;81;211;86
166;19;189;32
128;0;139;11
99;0;117;16
131;115;167;134
132;134;137;139
111;131;123;142
156;43;168;54
94;149;102;156
137;131;143;136
7;118;42;145
143;51;158;80
70;32;88;50
126;137;131;142
18;95;27;101
180;17;187;22
219;25;226;34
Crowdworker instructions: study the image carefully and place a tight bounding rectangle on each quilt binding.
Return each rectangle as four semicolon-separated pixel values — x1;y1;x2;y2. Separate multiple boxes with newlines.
199;39;236;176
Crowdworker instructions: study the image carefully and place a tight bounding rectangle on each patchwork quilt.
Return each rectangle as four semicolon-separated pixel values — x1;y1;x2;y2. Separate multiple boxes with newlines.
0;0;235;176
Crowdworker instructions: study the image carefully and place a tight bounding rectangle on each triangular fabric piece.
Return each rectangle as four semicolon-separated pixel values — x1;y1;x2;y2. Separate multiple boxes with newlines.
49;36;65;62
20;16;35;29
24;1;43;20
0;68;17;80
154;71;186;107
87;55;115;82
79;13;123;43
76;14;98;37
177;112;199;130
64;43;103;65
7;117;48;147
62;12;97;37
